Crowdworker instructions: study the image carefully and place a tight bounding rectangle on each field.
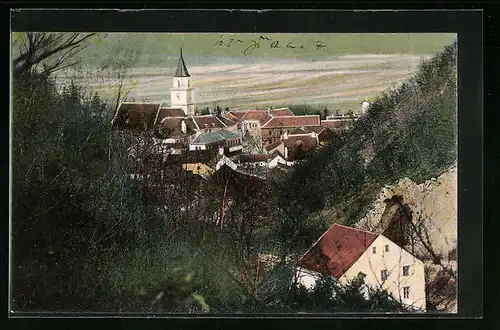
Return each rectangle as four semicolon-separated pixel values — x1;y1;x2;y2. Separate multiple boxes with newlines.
57;33;456;112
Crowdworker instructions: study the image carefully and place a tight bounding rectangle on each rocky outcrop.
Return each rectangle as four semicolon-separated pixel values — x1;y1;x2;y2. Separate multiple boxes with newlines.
356;164;457;263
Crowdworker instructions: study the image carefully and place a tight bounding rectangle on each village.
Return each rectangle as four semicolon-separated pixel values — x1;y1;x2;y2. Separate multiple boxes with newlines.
112;49;371;179
109;49;430;312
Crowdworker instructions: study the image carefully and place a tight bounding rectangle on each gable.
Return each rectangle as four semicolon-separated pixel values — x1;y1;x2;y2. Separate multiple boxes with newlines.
112;102;161;132
297;224;378;278
241;110;272;126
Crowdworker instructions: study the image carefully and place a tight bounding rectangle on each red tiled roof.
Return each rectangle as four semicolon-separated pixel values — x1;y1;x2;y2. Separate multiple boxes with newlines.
265;139;284;152
297;224;378;278
283;135;318;149
241;110;272;126
289;127;308;135
262;115;320;128
156;117;195;138
317;127;339;142
305;126;325;134
228;111;247;120
192;115;226;130
216;114;237;127
271;108;294;117
112;103;161;131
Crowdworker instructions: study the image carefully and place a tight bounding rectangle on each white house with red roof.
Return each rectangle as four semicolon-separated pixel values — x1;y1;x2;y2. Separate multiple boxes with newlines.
294;223;426;311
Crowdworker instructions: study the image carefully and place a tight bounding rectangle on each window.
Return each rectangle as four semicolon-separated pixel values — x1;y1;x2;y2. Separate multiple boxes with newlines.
177;80;180;87
403;286;410;299
372;247;376;254
385;245;389;252
403;265;410;276
381;269;388;282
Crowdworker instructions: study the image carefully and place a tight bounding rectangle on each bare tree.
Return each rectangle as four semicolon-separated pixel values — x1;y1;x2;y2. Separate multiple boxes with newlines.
12;32;97;77
100;43;142;111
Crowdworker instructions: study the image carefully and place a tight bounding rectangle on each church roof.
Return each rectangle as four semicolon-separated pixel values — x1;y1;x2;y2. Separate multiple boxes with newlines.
174;48;191;77
111;102;161;132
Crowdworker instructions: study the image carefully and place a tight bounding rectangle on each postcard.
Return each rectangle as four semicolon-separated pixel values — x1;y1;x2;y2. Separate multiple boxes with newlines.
11;26;458;315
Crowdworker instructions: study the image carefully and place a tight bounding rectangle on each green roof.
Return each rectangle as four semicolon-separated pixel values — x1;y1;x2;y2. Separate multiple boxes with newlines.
191;130;241;145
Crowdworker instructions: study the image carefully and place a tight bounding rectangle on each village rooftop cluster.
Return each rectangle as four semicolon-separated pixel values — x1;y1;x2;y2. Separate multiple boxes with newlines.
111;48;371;178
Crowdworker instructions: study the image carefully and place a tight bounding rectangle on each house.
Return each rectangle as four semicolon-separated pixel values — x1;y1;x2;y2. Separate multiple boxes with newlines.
267;151;289;169
270;107;295;117
182;162;214;178
215;154;239;171
322;112;359;131
316;126;339;145
111;102;162;133
261;115;321;144
239;110;273;136
294;224;426;311
189;129;243;155
237;151;291;170
191;115;228;132
282;131;319;161
265;139;285;156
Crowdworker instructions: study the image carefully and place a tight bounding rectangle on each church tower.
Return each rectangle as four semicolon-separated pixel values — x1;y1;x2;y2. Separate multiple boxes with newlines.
171;48;195;117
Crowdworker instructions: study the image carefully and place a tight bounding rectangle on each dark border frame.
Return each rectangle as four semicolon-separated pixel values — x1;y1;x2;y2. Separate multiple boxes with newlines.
8;8;483;320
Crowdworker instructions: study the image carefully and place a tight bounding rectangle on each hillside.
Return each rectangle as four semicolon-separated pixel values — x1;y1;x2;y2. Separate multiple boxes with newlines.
281;40;457;249
273;40;458;312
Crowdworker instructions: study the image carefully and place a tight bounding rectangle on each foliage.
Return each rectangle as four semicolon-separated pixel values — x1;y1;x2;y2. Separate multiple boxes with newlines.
283;274;408;313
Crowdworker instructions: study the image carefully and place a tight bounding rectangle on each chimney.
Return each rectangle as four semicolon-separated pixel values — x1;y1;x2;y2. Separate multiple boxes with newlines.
181;120;187;134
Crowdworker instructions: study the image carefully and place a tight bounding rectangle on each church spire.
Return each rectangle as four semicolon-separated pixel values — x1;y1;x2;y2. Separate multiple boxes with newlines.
174;47;190;77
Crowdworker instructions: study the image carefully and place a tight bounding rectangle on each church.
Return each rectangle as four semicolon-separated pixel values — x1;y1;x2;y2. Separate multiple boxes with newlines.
170;48;195;117
111;48;243;155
